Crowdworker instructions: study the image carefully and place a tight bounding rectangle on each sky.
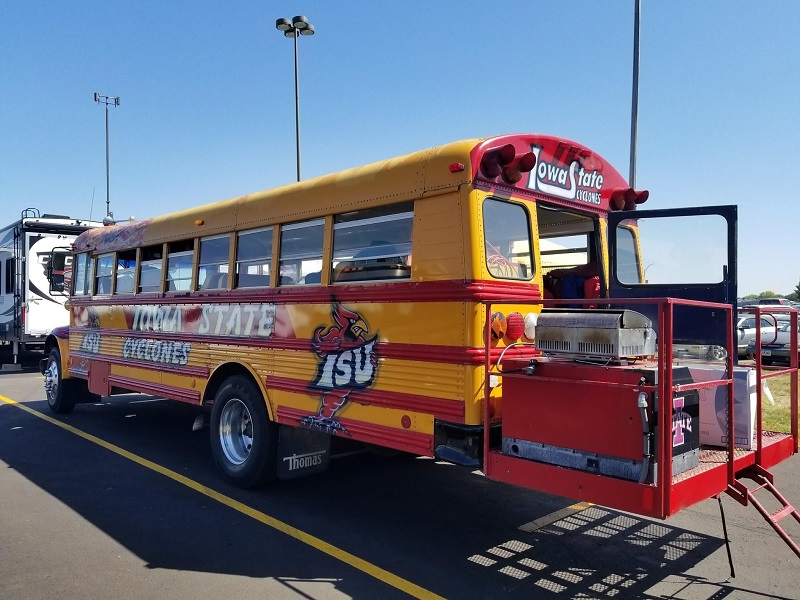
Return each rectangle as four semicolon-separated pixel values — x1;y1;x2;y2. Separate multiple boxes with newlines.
1;1;798;297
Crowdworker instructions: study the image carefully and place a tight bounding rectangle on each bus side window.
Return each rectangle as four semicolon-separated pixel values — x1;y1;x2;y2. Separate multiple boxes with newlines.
139;245;163;293
114;249;136;294
72;253;85;295
279;219;324;286
331;202;413;283
166;240;194;292
199;234;231;290
94;253;114;295
235;227;272;288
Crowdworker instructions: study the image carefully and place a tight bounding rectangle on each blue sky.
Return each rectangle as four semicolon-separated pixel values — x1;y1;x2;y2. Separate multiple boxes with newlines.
1;1;798;296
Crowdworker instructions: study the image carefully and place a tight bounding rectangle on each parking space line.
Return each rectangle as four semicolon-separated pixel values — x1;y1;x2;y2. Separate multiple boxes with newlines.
0;394;444;600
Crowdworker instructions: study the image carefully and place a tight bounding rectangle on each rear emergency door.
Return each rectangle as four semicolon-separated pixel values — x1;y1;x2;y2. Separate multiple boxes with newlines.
608;205;737;349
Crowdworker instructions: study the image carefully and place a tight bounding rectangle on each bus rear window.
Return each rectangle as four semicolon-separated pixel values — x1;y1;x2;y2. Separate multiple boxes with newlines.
482;198;533;280
615;223;641;284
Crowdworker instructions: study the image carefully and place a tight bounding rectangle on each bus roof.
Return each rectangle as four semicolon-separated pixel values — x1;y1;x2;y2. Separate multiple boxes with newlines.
74;134;642;254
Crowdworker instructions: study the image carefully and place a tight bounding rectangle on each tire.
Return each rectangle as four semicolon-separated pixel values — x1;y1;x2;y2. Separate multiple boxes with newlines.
210;376;277;488
707;346;727;361
43;348;76;414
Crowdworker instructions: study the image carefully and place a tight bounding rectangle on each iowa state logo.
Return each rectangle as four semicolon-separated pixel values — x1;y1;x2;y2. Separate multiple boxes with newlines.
302;304;378;433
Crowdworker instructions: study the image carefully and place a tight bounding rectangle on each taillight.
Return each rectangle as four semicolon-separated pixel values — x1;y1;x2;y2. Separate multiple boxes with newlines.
610;187;649;211
480;145;537;185
505;312;525;340
490;311;507;339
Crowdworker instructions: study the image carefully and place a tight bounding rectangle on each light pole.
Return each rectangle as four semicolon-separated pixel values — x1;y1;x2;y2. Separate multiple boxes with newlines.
94;92;120;222
629;0;641;188
275;15;315;182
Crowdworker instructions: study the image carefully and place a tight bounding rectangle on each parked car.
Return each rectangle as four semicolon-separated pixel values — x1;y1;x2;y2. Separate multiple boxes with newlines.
737;315;778;357
672;344;727;361
747;320;800;365
739;302;796;325
756;297;793;306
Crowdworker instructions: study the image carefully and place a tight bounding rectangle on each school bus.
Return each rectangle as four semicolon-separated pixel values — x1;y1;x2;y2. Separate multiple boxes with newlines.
41;133;799;556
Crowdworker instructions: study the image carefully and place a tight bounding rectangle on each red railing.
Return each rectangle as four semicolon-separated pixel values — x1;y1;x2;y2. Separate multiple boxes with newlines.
481;296;798;518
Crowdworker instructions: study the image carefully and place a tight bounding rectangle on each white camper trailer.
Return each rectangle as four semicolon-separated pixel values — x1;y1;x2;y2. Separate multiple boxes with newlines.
0;209;103;365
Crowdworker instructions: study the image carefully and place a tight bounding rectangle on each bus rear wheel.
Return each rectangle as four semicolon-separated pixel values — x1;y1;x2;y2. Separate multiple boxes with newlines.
210;376;277;488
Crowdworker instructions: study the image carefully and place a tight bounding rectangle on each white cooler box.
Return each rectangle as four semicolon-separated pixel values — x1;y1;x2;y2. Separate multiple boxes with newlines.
687;366;759;450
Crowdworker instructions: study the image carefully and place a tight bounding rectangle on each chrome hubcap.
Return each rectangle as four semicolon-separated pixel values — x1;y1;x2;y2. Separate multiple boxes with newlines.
44;360;58;402
219;399;253;466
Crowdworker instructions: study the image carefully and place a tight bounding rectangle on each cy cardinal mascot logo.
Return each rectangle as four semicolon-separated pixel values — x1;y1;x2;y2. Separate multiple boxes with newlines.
302;304;378;433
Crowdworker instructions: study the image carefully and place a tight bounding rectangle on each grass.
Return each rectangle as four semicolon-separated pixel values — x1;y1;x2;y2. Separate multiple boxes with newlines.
762;373;797;433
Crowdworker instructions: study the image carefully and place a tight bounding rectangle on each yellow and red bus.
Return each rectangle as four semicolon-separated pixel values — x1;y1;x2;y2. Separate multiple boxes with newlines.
41;133;798;551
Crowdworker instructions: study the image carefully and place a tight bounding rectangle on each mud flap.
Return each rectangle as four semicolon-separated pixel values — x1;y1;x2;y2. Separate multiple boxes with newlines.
88;360;111;396
276;426;331;480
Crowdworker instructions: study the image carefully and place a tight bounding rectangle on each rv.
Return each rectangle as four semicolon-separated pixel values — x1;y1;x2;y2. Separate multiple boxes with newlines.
0;208;103;365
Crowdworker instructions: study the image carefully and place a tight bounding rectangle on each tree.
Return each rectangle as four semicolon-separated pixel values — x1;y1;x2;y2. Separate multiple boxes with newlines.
791;278;800;302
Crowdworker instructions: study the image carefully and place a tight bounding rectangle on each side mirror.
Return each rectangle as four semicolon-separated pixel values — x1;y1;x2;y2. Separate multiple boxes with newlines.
47;249;71;295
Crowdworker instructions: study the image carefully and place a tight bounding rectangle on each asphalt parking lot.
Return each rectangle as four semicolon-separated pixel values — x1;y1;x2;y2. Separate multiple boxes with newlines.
1;367;799;599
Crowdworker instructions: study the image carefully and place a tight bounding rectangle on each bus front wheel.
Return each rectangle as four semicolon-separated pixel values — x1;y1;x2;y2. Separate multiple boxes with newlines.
210;376;277;488
44;348;76;414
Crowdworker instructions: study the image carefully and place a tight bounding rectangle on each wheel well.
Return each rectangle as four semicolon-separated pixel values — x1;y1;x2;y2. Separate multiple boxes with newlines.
203;363;269;414
43;335;59;356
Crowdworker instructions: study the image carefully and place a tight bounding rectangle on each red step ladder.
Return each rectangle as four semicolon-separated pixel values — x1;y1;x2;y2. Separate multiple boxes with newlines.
728;465;800;559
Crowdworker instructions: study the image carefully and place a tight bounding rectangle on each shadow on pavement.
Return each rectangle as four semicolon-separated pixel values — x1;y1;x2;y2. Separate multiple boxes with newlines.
0;394;779;599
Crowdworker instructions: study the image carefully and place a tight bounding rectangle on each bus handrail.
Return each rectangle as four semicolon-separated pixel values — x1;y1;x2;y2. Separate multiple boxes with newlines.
482;296;798;516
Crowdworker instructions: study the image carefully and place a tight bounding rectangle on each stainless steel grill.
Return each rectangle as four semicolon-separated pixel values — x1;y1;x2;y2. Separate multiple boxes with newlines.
535;309;656;359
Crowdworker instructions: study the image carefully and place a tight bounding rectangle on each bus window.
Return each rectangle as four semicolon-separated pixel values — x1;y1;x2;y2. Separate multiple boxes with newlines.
94;253;114;295
482;198;533;280
47;251;72;293
332;202;413;283
166;240;194;292
114;250;136;294
625;214;727;285
138;245;163;293
615;222;641;284
279;219;323;286
235;227;272;288
72;253;91;296
199;234;231;290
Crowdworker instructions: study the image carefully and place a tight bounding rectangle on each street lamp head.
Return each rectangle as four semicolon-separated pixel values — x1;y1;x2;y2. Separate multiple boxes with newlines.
277;15;314;37
291;15;309;29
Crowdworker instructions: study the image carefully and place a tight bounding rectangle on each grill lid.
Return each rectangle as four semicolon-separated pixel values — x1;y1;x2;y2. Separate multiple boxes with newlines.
535;308;656;359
